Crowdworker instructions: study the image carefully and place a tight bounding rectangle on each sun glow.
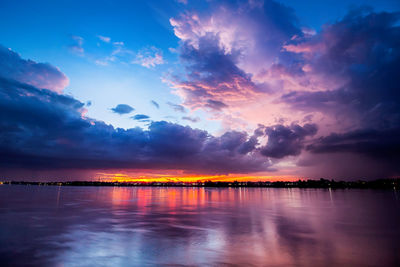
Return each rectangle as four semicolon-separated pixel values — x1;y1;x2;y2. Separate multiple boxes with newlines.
95;172;300;183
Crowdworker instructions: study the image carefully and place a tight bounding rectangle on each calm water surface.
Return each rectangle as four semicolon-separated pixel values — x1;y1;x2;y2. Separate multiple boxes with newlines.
0;185;399;266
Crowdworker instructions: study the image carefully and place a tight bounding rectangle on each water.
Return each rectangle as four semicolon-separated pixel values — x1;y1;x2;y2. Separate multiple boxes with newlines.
0;185;399;266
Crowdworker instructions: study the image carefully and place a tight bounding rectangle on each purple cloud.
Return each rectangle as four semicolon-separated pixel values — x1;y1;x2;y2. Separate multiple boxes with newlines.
282;9;400;128
0;76;274;175
307;128;400;158
260;124;318;158
168;0;301;112
0;45;69;93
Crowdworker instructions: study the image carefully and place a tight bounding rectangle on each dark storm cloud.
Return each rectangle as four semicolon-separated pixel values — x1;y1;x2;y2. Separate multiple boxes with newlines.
283;9;400;128
307;128;400;159
0;45;68;93
0;76;273;174
260;124;318;158
238;125;265;155
281;9;400;165
111;104;134;114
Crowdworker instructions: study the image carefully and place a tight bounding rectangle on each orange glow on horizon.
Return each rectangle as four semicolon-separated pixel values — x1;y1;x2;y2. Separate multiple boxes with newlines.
95;172;302;183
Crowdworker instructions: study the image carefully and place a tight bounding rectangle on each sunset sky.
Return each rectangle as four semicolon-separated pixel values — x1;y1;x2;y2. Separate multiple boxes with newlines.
0;0;399;181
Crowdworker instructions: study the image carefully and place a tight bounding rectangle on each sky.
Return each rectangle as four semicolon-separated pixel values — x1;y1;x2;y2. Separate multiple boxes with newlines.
0;0;399;181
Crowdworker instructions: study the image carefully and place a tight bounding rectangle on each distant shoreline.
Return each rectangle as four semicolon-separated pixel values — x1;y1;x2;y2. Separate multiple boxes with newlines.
1;179;399;189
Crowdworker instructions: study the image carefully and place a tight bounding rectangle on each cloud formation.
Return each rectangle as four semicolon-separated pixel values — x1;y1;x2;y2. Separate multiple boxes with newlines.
164;2;400;178
167;102;186;113
167;32;260;110
150;100;160;109
0;76;272;174
111;104;135;115
182;116;200;123
1;1;400;179
133;46;165;68
0;45;69;93
97;35;111;43
281;9;400;160
69;35;84;55
261;124;318;158
167;0;300;111
131;114;150;121
282;9;400;122
307;128;400;159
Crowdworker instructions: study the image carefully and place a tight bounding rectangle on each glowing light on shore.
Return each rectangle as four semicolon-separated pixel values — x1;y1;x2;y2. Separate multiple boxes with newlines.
95;172;301;183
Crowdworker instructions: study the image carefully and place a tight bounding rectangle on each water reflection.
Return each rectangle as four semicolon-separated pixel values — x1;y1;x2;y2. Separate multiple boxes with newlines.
0;186;399;266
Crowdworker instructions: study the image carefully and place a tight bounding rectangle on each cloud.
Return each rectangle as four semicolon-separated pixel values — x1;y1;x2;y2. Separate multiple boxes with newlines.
281;9;400;129
167;102;186;113
167;2;400;177
2;4;400;179
0;76;272;175
260;123;318;158
69;35;84;55
94;43;164;68
165;0;305;129
1;62;395;178
176;0;188;4
307;128;400;159
0;45;69;93
133;46;165;68
131;114;150;121
97;35;111;43
111;104;134;115
150;100;160;109
279;9;400;152
167;33;261;110
94;41;135;66
182;116;200;123
205;99;228;110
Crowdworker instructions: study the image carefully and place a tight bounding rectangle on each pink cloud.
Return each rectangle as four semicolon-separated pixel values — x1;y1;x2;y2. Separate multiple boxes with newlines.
0;45;69;93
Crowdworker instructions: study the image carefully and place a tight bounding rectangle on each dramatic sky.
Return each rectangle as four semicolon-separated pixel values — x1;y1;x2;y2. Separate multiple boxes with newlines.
0;0;399;181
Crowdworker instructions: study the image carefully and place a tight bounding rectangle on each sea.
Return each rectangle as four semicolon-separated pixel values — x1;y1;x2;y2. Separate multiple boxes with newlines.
0;185;399;266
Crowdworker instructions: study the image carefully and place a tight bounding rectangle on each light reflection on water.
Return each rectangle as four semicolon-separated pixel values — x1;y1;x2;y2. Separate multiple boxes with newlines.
0;185;399;266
